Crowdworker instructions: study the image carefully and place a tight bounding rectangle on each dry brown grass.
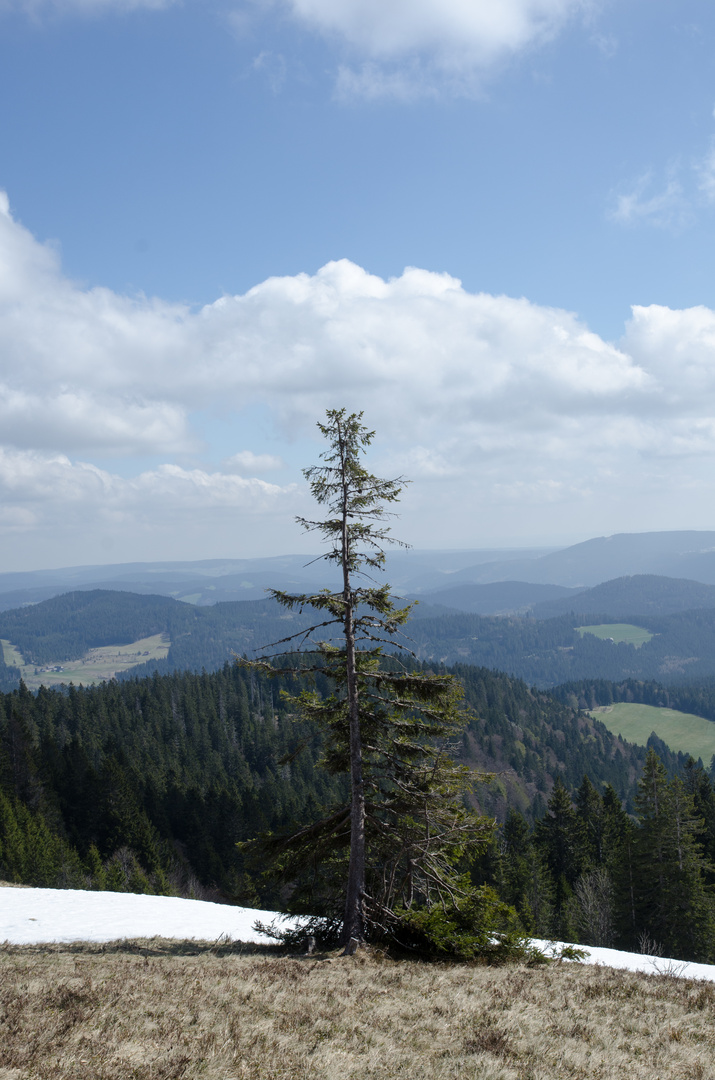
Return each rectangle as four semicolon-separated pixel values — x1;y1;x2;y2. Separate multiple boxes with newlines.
2;939;715;1079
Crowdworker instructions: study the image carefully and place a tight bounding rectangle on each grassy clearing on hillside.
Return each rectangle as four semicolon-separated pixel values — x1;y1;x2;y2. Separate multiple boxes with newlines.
591;702;715;763
1;942;715;1079
0;633;170;690
576;623;654;647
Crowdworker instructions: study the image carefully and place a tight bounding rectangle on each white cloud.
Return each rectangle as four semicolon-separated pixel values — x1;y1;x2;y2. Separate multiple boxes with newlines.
0;447;299;562
5;192;715;562
0;199;652;462
283;0;583;60
697;141;715;203
610;134;715;229
622;303;715;404
608;170;689;230
223;450;286;473
279;0;588;97
251;50;287;94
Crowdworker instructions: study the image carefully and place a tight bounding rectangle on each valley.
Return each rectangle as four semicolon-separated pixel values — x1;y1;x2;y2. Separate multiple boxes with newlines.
0;633;170;690
576;623;654;647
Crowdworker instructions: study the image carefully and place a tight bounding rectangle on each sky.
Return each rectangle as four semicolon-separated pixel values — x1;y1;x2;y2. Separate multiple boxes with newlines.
2;0;715;570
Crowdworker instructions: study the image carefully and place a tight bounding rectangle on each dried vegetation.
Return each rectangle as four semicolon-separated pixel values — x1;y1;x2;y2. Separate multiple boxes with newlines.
1;939;715;1079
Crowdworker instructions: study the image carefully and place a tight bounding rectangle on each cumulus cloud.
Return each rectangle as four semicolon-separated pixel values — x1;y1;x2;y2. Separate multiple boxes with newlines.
5;191;715;562
0;447;299;564
223;450;286;473
0;196;652;462
278;0;588;96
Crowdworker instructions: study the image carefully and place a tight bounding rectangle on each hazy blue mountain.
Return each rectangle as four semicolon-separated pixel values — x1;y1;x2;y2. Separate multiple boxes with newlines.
446;531;715;588
0;547;553;610
415;580;578;615
532;575;715;619
5;534;715;613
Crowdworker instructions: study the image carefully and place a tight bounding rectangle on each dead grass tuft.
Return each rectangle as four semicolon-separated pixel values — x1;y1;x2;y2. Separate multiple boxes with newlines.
1;940;715;1078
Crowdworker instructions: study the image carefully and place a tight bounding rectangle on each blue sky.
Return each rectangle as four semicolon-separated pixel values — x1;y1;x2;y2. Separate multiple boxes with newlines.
2;0;715;570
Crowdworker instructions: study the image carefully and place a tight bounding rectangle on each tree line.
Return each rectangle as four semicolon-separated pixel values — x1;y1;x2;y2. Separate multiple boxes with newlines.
9;587;715;694
0;654;712;960
474;750;715;962
0;657;665;894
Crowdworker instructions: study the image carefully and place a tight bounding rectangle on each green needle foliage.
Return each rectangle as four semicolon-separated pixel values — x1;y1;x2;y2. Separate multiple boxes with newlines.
244;409;497;952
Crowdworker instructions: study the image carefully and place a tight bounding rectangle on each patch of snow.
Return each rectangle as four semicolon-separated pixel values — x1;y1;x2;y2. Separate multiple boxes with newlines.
532;939;715;983
3;889;715;984
0;887;298;945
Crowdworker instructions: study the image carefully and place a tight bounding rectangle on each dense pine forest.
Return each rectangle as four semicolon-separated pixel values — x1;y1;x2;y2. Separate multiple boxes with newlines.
4;653;714;959
475;752;715;962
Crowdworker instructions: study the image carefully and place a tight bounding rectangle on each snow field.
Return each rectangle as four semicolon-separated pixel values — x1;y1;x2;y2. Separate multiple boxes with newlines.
3;888;715;983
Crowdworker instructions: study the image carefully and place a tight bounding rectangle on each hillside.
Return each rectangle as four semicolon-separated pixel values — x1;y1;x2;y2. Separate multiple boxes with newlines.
11;589;715;691
451;531;715;587
4;939;715;1080
0;659;673;900
532;575;715;619
407;607;715;687
414;580;577;614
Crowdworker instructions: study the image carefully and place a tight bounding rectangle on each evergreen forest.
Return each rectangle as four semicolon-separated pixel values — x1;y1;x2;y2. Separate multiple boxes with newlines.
4;655;715;960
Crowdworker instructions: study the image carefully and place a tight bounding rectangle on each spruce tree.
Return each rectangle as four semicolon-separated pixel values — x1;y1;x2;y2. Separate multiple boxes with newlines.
601;783;639;949
634;748;714;961
535;778;581;938
246;409;494;951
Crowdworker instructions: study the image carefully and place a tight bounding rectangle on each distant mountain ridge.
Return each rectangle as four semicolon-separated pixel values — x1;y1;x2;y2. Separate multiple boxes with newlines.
531;575;715;619
437;531;715;588
4;531;715;613
414;580;578;615
0;547;552;611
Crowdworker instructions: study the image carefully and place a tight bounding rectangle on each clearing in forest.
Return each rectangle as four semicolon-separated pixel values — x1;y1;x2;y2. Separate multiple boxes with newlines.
590;701;715;763
576;623;654;647
0;633;170;689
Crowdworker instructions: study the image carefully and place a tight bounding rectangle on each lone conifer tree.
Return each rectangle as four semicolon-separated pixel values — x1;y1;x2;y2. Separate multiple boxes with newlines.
249;409;493;951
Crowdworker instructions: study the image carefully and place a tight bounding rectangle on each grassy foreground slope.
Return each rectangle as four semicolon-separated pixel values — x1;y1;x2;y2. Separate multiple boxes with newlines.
2;944;715;1080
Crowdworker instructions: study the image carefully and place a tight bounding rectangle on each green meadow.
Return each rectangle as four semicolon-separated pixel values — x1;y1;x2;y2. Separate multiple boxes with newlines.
576;623;654;647
590;701;715;763
0;633;169;690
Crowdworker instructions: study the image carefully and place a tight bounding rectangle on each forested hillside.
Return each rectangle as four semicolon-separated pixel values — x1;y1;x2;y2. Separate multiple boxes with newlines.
531;574;715;619
408;607;715;685
474;752;715;962
0;659;670;901
10;589;715;692
0;591;187;663
553;675;715;723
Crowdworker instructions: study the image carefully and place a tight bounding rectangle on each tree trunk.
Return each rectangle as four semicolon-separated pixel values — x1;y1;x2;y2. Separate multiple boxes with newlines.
338;419;366;951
